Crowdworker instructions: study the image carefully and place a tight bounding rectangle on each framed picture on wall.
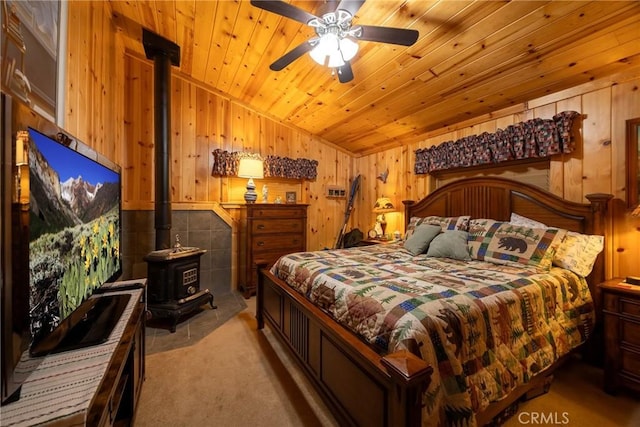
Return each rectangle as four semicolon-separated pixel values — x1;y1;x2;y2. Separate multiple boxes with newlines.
285;191;296;204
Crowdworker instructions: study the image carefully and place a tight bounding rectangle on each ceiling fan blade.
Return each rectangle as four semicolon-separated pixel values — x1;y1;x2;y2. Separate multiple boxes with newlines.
336;0;366;17
357;25;419;46
337;62;354;83
270;41;314;71
250;0;318;25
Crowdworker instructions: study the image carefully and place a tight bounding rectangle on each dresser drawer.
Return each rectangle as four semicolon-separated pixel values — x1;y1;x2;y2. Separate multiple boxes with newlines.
621;347;640;377
251;218;304;234
621;318;640;346
621;298;640;318
252;234;304;252
249;207;307;219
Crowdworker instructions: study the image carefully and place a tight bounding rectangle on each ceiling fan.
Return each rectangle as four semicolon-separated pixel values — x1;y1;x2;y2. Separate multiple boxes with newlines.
250;0;419;83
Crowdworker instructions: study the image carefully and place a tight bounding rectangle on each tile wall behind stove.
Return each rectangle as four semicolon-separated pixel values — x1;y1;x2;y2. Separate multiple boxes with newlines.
121;210;231;296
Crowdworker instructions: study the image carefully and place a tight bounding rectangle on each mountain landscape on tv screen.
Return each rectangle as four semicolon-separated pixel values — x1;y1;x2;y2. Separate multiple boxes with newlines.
28;142;120;342
29;145;119;240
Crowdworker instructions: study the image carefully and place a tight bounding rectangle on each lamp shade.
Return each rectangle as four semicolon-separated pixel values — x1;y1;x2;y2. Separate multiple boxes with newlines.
237;157;264;179
373;197;395;213
309;34;359;68
15;135;27;166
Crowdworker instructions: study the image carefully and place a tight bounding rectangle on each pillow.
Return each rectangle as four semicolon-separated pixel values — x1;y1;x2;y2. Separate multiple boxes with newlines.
403;224;442;256
426;230;471;260
405;215;470;240
468;219;567;270
509;212;547;229
553;231;604;277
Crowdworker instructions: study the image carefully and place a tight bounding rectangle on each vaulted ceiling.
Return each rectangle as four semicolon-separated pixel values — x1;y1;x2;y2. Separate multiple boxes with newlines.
109;1;640;155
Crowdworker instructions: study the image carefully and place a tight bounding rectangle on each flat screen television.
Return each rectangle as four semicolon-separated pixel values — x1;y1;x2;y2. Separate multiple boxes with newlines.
1;94;128;406
26;126;129;358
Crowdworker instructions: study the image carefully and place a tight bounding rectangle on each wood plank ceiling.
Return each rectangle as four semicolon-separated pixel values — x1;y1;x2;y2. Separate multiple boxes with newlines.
109;0;640;156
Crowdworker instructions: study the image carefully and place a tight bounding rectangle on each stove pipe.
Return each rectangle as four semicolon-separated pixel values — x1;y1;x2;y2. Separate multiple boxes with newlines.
142;29;181;250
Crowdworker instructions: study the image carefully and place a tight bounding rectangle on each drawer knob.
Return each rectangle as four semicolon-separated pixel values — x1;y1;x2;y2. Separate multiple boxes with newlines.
257;241;265;246
257;224;265;230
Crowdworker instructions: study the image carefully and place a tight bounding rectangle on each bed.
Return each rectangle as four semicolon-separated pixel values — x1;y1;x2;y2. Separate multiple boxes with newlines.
256;177;612;427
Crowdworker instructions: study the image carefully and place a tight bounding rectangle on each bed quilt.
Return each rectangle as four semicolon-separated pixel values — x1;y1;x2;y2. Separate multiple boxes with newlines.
270;243;595;427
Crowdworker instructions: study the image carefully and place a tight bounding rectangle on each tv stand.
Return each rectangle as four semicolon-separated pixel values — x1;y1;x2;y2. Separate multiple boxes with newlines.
87;289;145;426
0;286;146;426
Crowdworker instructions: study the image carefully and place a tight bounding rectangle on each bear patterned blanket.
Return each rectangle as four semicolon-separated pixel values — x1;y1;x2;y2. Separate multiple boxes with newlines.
270;243;594;426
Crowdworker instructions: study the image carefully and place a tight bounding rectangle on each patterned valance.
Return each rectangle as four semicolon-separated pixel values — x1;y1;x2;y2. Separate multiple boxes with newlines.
211;149;318;180
414;111;581;174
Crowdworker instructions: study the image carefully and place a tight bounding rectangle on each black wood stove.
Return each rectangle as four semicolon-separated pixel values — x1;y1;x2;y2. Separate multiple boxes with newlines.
142;29;215;332
144;238;215;332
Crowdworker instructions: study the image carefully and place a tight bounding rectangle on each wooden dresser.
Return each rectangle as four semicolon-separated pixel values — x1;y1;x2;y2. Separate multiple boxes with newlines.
600;279;640;395
239;204;307;298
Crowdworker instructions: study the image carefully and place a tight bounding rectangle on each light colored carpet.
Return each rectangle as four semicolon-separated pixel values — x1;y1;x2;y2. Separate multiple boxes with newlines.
145;292;247;355
136;296;640;426
136;294;338;427
503;359;640;427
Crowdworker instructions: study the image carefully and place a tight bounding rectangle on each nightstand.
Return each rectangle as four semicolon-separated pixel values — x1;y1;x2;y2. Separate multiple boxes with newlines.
600;278;640;395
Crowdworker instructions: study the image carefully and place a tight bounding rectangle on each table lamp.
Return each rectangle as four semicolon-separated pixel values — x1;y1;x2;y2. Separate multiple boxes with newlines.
238;155;264;203
373;196;395;238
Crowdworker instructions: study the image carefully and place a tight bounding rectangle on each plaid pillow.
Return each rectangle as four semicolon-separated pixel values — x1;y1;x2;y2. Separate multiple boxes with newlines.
405;215;470;240
468;219;567;270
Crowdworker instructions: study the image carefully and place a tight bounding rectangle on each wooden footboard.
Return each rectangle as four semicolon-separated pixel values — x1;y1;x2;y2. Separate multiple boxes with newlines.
257;267;576;426
257;266;433;427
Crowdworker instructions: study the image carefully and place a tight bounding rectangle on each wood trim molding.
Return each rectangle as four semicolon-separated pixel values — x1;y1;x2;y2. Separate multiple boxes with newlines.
626;117;640;209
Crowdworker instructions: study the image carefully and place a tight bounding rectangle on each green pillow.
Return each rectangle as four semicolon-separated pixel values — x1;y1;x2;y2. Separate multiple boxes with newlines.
426;230;471;260
403;224;441;255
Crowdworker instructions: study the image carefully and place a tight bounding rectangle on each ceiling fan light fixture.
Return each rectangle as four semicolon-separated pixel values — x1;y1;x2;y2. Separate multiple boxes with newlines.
339;37;358;61
309;34;358;68
327;52;345;68
310;33;339;66
251;0;419;83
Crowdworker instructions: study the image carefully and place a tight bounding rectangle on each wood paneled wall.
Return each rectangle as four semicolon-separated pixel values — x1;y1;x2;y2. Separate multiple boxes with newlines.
353;72;640;279
62;1;638;280
64;1;124;164
122;55;353;252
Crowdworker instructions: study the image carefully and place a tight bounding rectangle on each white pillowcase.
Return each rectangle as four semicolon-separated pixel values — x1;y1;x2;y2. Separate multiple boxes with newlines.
553;231;604;277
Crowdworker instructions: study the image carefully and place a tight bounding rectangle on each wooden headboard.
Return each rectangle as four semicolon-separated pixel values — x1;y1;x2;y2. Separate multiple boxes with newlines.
403;177;612;317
